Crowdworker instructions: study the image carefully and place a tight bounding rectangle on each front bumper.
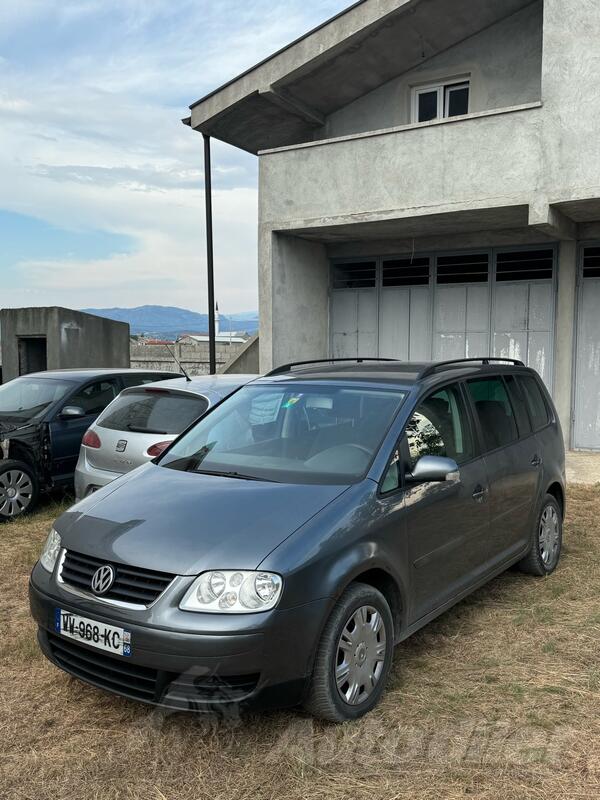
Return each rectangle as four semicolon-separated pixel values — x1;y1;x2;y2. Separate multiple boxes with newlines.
29;564;330;712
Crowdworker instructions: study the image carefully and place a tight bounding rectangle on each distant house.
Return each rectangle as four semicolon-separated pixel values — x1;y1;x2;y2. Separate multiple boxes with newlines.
177;333;248;346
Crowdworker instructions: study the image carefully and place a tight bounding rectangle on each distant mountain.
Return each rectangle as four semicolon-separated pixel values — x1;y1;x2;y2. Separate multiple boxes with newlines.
82;305;259;339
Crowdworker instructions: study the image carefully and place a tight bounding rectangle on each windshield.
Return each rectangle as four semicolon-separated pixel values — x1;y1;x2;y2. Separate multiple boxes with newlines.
160;383;406;484
97;390;209;435
0;377;74;424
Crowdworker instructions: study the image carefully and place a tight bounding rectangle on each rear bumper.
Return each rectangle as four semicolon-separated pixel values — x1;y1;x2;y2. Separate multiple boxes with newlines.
29;570;329;713
74;459;123;501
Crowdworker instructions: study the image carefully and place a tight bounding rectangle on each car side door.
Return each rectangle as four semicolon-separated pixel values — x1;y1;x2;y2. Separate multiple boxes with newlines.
48;378;121;482
384;381;491;624
464;374;542;569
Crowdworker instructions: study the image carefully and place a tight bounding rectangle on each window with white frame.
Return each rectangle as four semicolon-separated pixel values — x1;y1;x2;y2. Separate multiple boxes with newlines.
412;80;470;124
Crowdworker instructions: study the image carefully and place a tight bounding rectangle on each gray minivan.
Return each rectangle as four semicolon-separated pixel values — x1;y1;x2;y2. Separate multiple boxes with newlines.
30;358;565;721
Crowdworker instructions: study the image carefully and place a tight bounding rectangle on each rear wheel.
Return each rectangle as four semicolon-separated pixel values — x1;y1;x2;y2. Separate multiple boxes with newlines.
304;583;394;722
0;460;39;521
518;494;562;576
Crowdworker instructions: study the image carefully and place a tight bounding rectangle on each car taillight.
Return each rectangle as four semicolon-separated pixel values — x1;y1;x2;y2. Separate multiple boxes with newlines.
146;441;171;458
82;430;101;449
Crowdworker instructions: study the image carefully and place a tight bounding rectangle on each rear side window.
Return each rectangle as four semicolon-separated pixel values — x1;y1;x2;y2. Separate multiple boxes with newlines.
504;375;532;437
97;391;208;435
519;375;550;431
467;377;518;451
406;383;474;469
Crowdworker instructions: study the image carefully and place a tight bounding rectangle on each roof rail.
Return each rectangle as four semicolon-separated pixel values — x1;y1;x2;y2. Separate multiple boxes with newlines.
265;357;400;378
418;357;525;380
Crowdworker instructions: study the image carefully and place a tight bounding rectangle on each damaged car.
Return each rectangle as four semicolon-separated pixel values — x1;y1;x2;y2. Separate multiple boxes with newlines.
0;368;178;520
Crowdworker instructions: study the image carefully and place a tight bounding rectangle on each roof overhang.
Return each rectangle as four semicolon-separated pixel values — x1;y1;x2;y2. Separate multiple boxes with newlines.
188;0;535;154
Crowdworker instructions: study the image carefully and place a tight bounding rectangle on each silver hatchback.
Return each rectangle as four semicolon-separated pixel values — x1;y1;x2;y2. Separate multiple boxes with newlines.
74;374;256;500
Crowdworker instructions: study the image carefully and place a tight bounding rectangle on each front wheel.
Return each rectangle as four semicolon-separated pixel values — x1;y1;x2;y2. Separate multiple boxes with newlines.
518;494;562;576
304;583;394;722
0;460;39;521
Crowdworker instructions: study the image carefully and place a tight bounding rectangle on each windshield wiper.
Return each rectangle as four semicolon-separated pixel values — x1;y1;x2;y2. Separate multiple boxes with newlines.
194;469;279;483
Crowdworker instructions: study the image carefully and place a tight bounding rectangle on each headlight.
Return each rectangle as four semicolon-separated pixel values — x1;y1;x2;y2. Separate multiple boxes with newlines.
40;529;61;573
180;570;283;613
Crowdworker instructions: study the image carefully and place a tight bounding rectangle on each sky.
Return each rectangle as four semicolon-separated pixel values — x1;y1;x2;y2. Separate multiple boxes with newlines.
0;0;350;316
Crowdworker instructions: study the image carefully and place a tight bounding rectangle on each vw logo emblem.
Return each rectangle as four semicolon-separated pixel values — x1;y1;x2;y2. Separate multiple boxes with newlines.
91;564;115;596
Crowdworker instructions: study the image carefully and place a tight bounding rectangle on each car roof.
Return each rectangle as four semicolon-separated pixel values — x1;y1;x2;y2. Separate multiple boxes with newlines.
254;359;536;388
120;374;258;398
21;368;181;381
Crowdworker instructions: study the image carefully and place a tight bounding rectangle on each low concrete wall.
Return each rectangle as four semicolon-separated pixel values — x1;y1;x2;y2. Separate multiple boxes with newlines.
130;341;246;376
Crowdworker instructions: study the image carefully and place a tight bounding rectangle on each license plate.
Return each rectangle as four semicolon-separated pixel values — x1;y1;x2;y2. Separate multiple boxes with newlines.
55;609;131;656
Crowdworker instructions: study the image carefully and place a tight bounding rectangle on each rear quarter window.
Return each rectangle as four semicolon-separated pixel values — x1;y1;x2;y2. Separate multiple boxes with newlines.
518;375;550;431
97;391;209;435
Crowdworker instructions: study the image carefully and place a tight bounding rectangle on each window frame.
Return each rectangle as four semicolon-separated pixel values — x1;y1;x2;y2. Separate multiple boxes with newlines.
411;78;471;124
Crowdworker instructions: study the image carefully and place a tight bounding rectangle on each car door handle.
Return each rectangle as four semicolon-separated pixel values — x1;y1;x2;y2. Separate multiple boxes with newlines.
530;455;542;467
472;485;487;502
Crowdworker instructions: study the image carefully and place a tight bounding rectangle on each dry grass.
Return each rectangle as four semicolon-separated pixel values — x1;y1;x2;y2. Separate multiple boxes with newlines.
1;487;599;800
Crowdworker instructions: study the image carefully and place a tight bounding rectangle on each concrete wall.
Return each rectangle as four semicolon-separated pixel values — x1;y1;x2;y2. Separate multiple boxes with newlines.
322;1;543;138
219;334;260;374
130;341;246;376
0;307;130;382
259;232;330;370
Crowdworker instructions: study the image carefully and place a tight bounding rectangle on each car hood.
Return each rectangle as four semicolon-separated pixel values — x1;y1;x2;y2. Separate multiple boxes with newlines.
56;463;349;575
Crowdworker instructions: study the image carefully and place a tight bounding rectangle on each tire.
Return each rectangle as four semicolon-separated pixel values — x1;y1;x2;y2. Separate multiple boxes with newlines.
304;582;394;722
518;494;562;576
0;459;39;521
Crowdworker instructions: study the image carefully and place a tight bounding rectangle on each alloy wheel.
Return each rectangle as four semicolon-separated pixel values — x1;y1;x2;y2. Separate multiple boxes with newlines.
335;604;387;706
0;470;34;518
539;505;560;567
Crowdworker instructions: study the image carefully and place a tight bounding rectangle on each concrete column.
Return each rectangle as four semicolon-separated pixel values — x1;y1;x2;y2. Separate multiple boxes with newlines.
553;240;577;447
258;228;330;372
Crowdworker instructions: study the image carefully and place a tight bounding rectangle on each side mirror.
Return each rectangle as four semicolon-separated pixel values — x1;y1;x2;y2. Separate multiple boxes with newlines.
60;405;86;419
407;455;459;484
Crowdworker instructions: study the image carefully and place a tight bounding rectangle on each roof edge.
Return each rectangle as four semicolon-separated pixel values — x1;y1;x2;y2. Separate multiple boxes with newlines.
188;0;368;110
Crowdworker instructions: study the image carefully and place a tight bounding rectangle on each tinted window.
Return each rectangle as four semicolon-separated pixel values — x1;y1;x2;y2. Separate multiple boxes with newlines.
121;374;170;388
468;378;518;451
161;384;406;485
406;384;474;469
519;375;550;430
504;375;532;437
418;90;438;122
68;381;118;416
97;390;209;435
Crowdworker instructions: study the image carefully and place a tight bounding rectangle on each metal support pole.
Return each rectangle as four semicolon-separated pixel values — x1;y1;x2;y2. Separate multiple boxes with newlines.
203;133;216;374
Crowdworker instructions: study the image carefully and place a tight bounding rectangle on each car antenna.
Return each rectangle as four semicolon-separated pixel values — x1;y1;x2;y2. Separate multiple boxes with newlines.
163;343;192;382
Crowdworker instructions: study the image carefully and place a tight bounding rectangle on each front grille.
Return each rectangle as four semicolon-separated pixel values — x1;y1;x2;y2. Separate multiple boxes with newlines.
48;632;159;701
47;633;260;707
61;550;175;606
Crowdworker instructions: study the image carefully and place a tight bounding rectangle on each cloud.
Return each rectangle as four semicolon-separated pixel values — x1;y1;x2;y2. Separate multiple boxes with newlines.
0;0;350;313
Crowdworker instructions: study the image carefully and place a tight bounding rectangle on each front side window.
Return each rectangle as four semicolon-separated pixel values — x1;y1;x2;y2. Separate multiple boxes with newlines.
467;377;518;451
0;377;73;424
67;380;118;416
413;80;470;123
160;383;406;485
406;384;474;470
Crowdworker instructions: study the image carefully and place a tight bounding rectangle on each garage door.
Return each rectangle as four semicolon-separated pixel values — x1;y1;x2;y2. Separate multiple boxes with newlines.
330;247;555;386
573;246;600;450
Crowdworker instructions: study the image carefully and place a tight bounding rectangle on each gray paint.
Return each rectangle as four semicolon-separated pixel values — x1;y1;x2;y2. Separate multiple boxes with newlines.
0;307;130;383
323;2;543;138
